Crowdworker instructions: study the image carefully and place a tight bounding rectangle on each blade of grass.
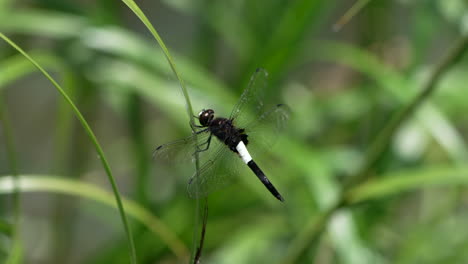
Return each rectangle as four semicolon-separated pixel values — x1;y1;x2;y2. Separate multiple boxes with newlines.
0;32;137;264
347;165;468;203
333;0;373;31
0;175;189;261
0;95;22;264
0;9;87;37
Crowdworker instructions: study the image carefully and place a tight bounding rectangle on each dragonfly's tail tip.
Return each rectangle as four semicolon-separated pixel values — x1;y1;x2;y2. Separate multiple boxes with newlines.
277;195;285;202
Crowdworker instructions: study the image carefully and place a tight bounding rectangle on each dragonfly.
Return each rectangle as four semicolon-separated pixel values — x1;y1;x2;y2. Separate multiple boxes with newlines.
153;68;290;202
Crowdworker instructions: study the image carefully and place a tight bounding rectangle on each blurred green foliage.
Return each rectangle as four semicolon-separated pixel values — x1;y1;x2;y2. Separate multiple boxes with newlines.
1;0;468;264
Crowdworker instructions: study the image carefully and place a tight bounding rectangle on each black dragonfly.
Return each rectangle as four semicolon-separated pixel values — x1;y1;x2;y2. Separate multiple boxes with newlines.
153;68;289;202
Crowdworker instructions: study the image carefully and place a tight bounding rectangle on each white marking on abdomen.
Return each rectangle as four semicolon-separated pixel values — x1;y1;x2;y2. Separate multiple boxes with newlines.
236;141;252;164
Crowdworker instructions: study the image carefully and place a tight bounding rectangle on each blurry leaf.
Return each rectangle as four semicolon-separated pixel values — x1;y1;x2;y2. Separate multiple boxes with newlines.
462;13;468;34
0;219;12;236
81;27;232;100
395;212;468;264
87;58;229;127
348;165;468;203
0;175;189;261
0;52;62;88
433;66;468;114
208;218;284;264
161;0;254;57
417;105;468;163
261;0;330;77
329;210;383;264
393;118;428;161
436;0;467;25
327;88;372;121
0;10;87;37
161;0;197;13
5;239;22;264
0;0;12;14
311;41;411;101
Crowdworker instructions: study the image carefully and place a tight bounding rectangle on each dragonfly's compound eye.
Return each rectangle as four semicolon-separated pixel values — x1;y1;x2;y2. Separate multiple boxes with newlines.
198;109;215;126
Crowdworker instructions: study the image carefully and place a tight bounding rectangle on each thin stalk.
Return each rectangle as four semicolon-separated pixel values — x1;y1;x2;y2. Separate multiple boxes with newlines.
120;2;207;263
0;94;22;264
193;201;208;264
0;32;137;264
333;0;373;31
127;94;150;206
281;34;468;264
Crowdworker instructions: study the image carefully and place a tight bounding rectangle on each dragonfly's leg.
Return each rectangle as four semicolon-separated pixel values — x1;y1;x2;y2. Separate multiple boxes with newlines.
195;128;209;134
190;120;205;130
196;134;212;153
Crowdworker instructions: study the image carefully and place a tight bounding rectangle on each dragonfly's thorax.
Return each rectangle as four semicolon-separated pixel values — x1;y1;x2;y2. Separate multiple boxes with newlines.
209;117;249;152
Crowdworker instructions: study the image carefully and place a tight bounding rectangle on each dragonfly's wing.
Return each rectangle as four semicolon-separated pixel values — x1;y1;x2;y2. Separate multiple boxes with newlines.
245;103;291;149
152;130;211;164
187;139;241;199
229;68;268;128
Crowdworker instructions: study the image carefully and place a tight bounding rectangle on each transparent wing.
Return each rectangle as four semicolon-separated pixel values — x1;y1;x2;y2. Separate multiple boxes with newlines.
152;130;211;164
229;68;268;128
244;103;291;149
187;137;241;199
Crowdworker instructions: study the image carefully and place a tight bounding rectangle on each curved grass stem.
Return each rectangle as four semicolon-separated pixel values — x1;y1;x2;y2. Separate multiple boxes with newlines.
0;32;137;264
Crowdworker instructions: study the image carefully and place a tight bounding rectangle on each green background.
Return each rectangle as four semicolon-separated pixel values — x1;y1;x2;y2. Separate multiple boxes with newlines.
1;0;468;263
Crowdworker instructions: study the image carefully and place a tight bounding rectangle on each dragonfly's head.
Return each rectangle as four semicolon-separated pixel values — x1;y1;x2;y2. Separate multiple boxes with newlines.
198;109;214;126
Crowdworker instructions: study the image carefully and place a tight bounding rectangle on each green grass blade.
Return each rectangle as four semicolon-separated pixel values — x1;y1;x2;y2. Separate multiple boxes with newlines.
0;95;22;264
0;9;87;37
347;165;468;203
333;0;373;31
0;32;137;264
0;175;189;261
